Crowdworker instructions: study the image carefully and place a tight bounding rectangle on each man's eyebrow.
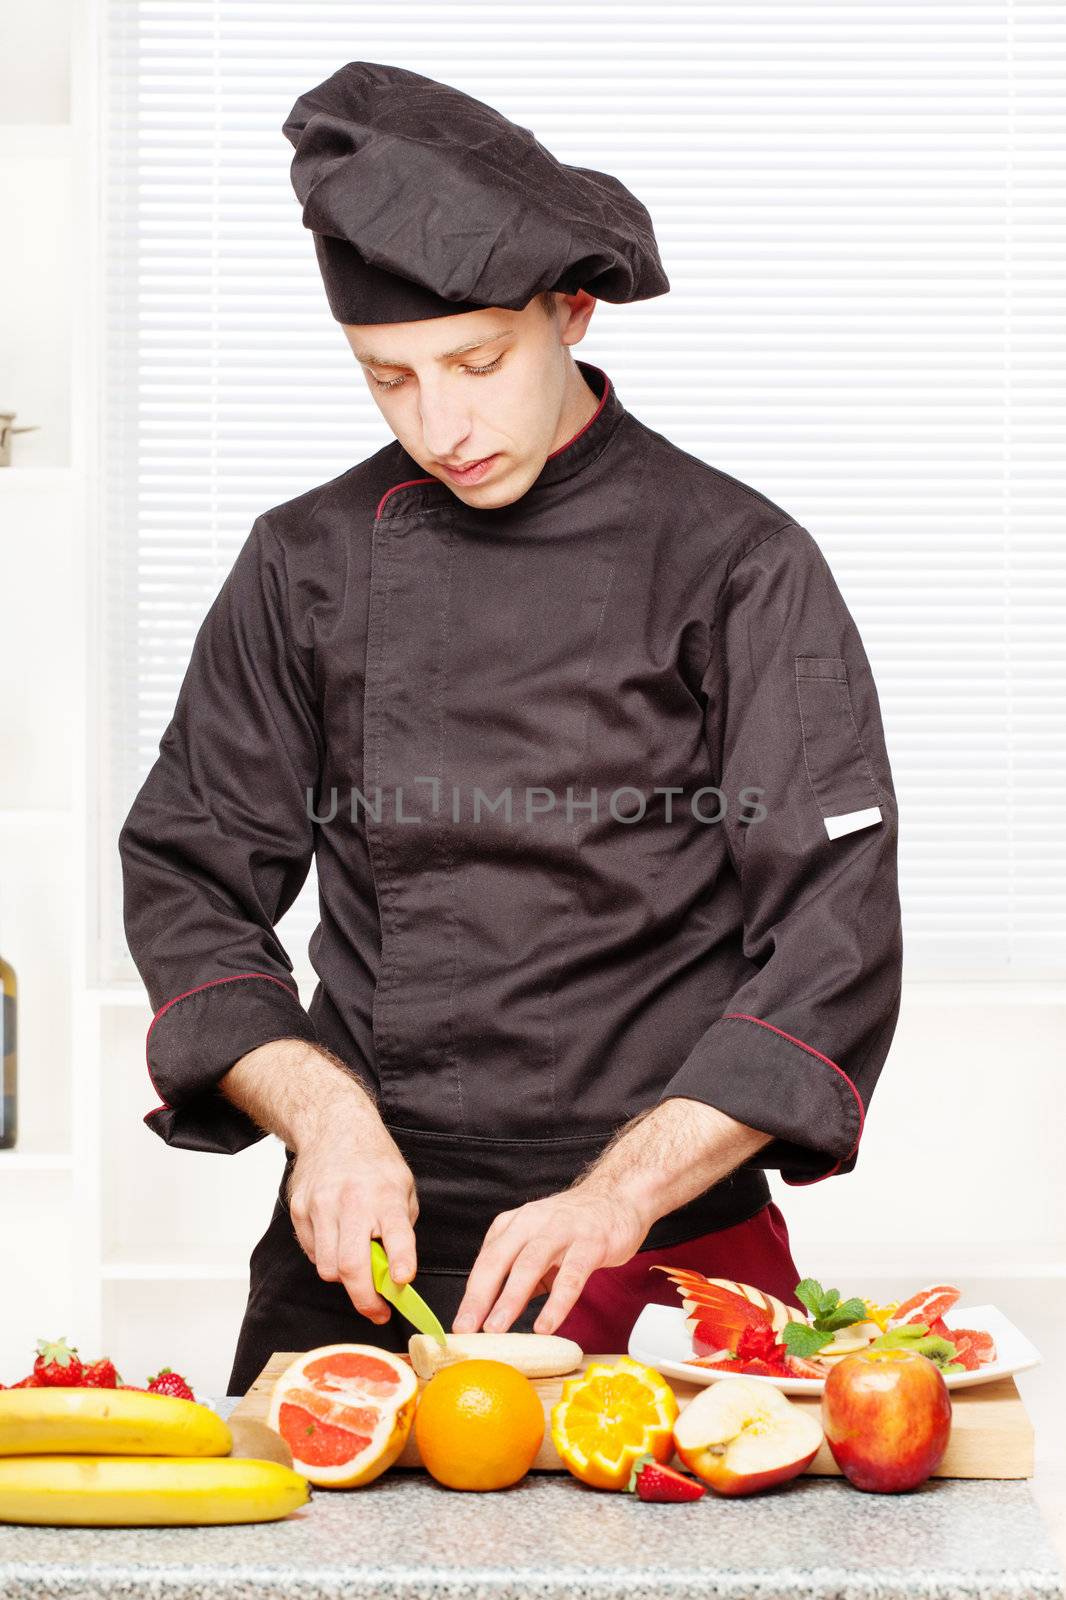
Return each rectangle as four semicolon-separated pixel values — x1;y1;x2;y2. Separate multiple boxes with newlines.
353;328;515;368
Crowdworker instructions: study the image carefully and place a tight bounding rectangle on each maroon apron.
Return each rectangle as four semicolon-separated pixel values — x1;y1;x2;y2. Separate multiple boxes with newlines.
553;1199;805;1352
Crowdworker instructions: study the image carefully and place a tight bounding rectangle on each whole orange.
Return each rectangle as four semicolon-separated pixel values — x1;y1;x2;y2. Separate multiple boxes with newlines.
413;1358;545;1491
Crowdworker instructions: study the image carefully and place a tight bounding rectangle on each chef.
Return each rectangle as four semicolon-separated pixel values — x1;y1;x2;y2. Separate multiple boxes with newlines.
119;62;904;1396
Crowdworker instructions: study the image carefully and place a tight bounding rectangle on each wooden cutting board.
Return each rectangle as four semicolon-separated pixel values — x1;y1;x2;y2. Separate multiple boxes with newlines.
231;1350;1034;1478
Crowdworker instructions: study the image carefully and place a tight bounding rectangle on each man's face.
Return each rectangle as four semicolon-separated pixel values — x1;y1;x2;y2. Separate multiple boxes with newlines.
342;291;597;509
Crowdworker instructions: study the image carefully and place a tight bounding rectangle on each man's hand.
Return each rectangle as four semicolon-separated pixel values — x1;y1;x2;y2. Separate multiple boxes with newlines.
451;1097;775;1337
286;1121;419;1324
450;1185;651;1338
218;1037;419;1324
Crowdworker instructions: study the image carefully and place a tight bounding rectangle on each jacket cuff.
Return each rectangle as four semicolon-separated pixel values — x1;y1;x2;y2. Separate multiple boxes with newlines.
657;1012;864;1186
144;971;319;1154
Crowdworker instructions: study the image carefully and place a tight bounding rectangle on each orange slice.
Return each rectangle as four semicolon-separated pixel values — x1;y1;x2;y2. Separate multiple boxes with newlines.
550;1355;678;1491
265;1344;418;1487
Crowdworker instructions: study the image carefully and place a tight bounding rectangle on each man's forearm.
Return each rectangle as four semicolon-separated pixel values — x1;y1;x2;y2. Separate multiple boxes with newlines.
573;1096;774;1228
218;1038;386;1150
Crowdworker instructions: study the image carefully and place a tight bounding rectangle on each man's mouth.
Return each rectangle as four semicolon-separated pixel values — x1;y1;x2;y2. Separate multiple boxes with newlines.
438;454;499;485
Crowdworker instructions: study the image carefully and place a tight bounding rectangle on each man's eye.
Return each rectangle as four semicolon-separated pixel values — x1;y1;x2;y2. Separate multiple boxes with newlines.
369;355;504;392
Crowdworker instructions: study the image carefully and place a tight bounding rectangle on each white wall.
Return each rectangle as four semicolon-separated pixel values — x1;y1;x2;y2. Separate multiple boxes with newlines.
0;1;1062;1398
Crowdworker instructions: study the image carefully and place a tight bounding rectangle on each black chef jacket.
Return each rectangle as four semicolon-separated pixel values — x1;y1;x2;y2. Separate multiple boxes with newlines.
120;359;904;1284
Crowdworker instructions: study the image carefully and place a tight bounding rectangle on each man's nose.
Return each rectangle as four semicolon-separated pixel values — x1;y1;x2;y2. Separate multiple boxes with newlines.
419;394;474;460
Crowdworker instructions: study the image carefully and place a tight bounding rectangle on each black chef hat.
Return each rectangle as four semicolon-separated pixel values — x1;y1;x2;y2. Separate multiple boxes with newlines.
281;61;669;325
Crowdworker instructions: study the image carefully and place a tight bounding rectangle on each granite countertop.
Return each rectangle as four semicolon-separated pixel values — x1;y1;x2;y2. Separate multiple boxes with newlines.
0;1395;1063;1600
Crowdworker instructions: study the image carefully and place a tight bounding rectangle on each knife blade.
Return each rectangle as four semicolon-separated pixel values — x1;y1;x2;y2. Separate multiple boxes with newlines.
369;1239;449;1347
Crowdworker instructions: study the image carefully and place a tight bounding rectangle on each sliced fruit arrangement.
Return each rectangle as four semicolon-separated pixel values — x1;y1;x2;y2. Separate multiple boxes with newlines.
0;1455;308;1527
647;1271;795;1359
652;1272;998;1379
266;1344;419;1488
551;1354;678;1491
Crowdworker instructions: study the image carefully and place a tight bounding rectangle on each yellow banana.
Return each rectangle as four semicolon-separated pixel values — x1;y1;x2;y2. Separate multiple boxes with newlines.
0;1455;310;1526
0;1389;231;1458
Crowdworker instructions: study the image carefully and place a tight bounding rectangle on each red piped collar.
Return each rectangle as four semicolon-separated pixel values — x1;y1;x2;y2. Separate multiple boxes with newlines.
375;359;625;520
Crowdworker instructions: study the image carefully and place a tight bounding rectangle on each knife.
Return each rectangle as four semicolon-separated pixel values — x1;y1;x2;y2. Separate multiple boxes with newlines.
369;1239;449;1347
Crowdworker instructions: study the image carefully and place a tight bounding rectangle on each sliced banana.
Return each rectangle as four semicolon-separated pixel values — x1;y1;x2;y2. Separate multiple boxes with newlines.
408;1331;583;1381
814;1320;883;1359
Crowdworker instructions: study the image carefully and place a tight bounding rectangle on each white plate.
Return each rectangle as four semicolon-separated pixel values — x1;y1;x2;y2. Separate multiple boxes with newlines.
627;1302;1042;1395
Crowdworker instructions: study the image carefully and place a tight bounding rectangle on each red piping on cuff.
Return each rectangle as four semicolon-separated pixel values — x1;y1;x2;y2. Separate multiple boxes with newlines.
144;970;300;1115
720;1011;865;1182
375;476;436;519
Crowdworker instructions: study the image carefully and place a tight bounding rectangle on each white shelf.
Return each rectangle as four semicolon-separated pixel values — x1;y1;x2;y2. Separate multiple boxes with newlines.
0;124;71;159
86;986;150;1010
902;978;1066;1006
0;808;73;824
0;1152;73;1173
102;1261;247;1283
0;468;76;487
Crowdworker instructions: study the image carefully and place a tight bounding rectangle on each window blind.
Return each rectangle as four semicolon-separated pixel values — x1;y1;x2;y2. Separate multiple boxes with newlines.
102;2;1066;985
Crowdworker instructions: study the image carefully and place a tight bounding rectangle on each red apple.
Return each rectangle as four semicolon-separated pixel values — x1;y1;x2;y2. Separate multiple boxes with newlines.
673;1375;823;1496
821;1348;952;1492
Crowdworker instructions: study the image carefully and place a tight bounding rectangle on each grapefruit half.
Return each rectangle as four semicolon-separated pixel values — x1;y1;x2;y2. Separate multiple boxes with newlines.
265;1344;419;1487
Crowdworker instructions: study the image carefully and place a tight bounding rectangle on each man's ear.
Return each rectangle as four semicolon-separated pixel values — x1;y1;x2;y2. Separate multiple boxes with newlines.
556;289;598;349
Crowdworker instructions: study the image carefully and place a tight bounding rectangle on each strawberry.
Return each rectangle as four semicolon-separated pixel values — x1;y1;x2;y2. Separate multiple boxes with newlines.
81;1358;121;1389
736;1355;792;1378
33;1338;84;1387
783;1351;831;1380
736;1324;783;1360
147;1367;196;1401
626;1453;706;1502
734;1323;791;1375
9;1374;41;1389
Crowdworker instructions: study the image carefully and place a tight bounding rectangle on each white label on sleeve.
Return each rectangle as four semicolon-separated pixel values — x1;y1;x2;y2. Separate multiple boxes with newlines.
824;806;883;840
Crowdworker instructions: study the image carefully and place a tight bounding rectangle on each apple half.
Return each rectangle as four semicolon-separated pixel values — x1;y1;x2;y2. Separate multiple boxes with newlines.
673;1375;823;1496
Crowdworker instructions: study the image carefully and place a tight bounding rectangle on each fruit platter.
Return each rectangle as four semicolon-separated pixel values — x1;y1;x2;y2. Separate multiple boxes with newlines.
628;1274;1042;1395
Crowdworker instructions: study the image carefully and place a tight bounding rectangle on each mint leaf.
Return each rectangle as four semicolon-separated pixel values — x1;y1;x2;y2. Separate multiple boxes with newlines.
781;1320;834;1358
820;1297;869;1332
813;1287;842;1321
794;1279;828;1319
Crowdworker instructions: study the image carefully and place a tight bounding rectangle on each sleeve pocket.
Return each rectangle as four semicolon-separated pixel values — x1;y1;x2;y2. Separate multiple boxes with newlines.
794;656;883;840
